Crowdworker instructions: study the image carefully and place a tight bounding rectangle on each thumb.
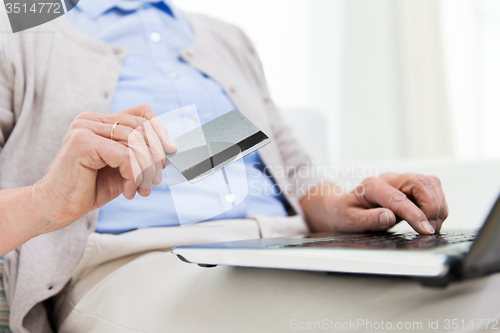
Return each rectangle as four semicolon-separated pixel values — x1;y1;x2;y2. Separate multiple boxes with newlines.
350;207;397;232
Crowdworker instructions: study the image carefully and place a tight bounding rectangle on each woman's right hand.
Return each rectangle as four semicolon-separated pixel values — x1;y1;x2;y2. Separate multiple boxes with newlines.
32;104;178;234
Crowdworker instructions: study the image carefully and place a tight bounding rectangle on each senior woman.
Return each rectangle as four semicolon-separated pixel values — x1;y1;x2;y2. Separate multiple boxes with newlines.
0;1;452;332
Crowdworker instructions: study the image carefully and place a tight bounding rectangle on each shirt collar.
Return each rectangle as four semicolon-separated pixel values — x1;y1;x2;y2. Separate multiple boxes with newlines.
73;0;175;20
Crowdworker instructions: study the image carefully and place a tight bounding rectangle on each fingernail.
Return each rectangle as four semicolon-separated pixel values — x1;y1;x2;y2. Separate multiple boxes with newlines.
127;191;135;200
153;171;162;185
379;212;390;227
421;221;435;234
168;137;178;149
429;220;437;230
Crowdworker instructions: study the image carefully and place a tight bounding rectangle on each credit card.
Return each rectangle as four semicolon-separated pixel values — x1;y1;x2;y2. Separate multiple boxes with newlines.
165;109;271;183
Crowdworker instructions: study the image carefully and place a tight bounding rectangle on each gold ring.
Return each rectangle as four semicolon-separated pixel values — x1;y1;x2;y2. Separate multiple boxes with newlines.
110;122;119;140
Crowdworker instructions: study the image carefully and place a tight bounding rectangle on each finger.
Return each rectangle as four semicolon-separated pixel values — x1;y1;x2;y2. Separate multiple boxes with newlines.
128;128;155;194
75;112;148;133
381;173;445;232
398;174;441;231
429;176;448;231
72;116;170;169
84;134;142;200
117;104;178;153
76;107;178;154
138;120;165;186
342;206;397;233
73;116;163;190
70;119;133;144
356;178;435;235
149;115;178;154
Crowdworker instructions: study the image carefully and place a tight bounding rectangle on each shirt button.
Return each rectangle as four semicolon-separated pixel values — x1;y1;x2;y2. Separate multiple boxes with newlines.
113;48;122;56
150;32;162;43
229;86;236;94
184;49;194;57
225;193;236;204
170;72;179;79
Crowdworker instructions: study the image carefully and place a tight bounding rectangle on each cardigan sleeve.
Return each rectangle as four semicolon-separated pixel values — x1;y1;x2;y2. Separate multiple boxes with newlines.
0;21;15;152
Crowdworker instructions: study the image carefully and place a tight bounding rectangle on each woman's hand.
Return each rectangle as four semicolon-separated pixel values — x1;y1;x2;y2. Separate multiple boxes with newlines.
33;104;177;234
301;173;448;235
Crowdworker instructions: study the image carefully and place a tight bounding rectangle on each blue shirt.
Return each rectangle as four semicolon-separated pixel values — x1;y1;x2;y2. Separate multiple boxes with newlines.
65;0;287;233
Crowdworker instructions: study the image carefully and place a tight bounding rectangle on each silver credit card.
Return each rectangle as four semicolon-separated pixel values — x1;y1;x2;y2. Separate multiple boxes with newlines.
165;110;271;183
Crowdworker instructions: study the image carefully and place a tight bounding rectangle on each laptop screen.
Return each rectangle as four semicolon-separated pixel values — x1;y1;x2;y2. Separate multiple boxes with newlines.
463;192;500;277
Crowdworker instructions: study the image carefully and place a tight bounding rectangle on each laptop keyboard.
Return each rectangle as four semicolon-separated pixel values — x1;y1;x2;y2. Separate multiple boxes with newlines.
275;230;478;250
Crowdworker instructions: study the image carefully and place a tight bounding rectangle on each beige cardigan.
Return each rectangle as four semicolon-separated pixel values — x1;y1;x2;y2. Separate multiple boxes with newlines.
0;10;316;333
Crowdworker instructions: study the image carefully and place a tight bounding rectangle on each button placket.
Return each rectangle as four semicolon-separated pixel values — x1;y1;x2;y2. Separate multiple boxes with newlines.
138;4;185;107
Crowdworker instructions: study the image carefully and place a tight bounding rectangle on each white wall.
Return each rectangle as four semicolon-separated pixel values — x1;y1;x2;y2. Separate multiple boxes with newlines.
339;0;401;161
334;0;453;161
441;0;500;159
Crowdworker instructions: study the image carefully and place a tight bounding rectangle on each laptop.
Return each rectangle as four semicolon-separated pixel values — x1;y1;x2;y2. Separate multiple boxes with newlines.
172;193;500;287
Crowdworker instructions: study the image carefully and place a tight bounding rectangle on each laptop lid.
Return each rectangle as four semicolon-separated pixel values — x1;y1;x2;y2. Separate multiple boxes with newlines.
462;193;500;278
